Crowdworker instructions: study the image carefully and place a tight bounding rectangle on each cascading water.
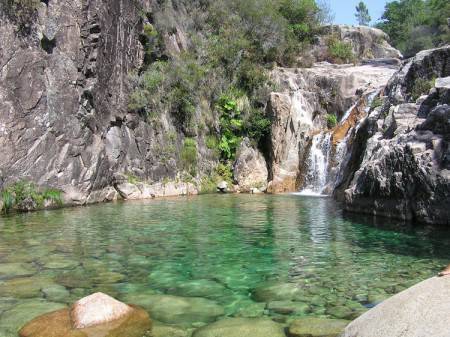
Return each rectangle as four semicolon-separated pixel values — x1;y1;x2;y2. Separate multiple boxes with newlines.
297;90;380;197
299;133;332;196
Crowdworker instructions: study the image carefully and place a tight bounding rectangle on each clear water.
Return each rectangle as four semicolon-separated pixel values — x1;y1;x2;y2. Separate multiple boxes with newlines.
0;194;449;335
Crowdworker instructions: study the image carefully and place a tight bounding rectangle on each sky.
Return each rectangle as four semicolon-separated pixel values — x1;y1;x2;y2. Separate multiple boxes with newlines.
330;0;389;26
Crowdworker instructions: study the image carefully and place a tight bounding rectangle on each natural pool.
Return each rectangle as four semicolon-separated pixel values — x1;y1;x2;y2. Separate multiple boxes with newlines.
0;194;449;336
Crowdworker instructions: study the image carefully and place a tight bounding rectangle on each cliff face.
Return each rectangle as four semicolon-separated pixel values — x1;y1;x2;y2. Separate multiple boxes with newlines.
339;46;450;225
0;0;216;205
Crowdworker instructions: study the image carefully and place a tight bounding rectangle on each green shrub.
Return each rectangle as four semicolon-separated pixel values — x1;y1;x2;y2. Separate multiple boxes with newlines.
411;77;435;101
1;181;63;213
327;36;355;64
246;108;271;144
326;114;338;128
181;138;198;176
370;96;384;109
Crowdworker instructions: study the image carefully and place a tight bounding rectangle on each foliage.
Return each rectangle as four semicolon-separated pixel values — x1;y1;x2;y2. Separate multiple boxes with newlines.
246;109;272;144
326;114;338;128
376;0;450;57
199;163;234;194
1;0;39;35
181;138;198;176
326;36;355;64
355;1;371;26
1;181;63;214
217;95;244;160
411;77;436;100
370;96;384;109
126;173;141;185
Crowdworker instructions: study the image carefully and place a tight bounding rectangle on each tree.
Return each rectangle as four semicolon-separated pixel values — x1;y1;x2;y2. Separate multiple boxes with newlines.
355;1;371;26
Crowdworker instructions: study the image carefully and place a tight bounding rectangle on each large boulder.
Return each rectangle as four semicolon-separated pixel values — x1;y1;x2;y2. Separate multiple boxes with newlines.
19;293;152;337
341;276;450;337
233;138;268;192
192;318;285;337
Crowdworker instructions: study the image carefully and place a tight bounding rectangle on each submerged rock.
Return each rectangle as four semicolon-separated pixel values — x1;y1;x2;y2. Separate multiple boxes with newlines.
0;263;36;279
252;281;304;302
341;276;450;337
192;317;285;337
121;294;225;326
288;317;349;337
0;299;66;334
18;293;151;337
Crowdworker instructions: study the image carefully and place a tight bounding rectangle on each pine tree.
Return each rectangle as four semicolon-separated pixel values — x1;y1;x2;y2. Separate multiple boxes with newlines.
355;1;371;26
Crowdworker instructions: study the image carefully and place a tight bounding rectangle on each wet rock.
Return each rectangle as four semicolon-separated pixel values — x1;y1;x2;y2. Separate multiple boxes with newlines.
0;263;36;280
192;317;285;337
252;281;303;302
233;138;268;192
288;317;349;337
267;301;310;315
0;276;54;298
170;279;227;299
42;284;70;303
42;256;79;270
151;322;189;337
326;305;354;319
0;299;66;334
18;305;151;337
125;294;224;326
342;276;450;337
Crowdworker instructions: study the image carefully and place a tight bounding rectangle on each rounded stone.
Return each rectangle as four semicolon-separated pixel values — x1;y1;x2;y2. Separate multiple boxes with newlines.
0;263;36;280
18;305;151;337
170;279;227;299
288;317;349;337
192;317;285;337
125;294;225;326
252;281;303;302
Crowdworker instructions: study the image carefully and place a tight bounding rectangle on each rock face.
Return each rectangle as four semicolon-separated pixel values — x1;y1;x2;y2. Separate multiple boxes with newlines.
315;25;403;61
267;61;398;193
233;138;268;192
341;276;450;337
71;292;132;329
338;46;450;225
19;293;152;337
0;0;212;206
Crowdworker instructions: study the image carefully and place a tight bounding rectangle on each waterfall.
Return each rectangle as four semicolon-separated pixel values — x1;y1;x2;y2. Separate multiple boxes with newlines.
298;133;332;196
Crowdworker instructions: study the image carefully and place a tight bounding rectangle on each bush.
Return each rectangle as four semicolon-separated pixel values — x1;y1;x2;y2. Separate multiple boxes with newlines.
1;181;63;213
246;108;271;144
370;96;384;109
327;36;355;64
326;114;338;128
181;138;198;176
411;77;435;101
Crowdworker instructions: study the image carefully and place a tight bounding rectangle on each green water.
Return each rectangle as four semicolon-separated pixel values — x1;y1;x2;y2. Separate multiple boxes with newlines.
0;194;449;335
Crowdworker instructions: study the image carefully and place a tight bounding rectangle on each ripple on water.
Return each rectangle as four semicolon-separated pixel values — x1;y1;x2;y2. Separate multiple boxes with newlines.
0;194;449;333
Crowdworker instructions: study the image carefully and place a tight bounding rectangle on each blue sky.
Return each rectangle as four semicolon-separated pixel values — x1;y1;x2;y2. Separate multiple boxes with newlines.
330;0;389;25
